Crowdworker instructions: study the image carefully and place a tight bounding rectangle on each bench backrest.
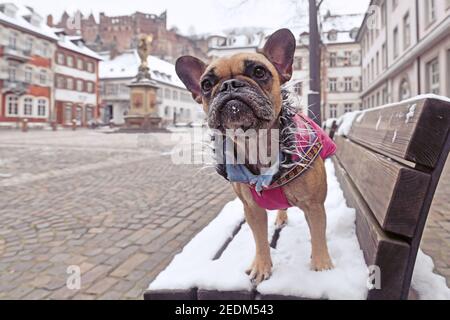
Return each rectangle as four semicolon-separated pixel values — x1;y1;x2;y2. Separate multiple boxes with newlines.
332;97;450;299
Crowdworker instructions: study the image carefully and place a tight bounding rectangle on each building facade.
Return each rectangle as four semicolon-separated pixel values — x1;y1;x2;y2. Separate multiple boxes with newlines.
99;50;204;126
49;11;208;63
0;3;57;127
53;30;101;127
358;0;450;109
321;13;363;119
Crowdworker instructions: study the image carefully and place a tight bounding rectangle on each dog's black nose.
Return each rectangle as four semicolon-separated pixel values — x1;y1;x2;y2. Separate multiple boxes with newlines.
219;79;245;93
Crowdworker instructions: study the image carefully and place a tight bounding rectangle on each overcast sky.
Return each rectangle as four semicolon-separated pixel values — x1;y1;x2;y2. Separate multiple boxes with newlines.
14;0;371;35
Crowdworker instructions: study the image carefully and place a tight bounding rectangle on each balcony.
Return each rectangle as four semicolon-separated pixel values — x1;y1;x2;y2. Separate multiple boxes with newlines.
1;80;29;95
2;46;32;62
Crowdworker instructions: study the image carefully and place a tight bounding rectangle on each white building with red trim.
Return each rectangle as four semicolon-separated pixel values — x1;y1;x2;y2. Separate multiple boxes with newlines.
53;30;102;127
0;3;57;127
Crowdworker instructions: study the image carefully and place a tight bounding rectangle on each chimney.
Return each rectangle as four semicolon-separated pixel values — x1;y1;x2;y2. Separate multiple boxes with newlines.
47;14;54;27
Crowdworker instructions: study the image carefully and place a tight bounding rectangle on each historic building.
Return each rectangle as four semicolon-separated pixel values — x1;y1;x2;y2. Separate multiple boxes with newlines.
206;13;364;121
48;11;208;63
53;29;102;127
0;3;57;127
99;49;204;126
321;13;363;119
358;0;450;109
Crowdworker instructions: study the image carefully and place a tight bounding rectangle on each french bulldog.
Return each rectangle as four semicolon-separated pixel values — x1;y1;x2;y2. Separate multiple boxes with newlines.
175;29;335;284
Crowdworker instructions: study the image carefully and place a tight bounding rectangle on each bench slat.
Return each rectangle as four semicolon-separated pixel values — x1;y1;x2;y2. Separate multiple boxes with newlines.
333;158;411;299
335;136;430;238
348;98;450;169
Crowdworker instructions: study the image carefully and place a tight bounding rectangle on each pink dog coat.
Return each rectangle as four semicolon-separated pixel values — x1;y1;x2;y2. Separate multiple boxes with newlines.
248;114;336;210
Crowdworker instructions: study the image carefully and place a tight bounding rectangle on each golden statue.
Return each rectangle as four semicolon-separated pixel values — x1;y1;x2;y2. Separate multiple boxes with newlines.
136;34;153;81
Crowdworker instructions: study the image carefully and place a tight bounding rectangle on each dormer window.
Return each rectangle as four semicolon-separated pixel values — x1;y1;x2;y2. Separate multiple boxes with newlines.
350;28;359;40
327;30;337;41
299;32;309;45
0;3;18;18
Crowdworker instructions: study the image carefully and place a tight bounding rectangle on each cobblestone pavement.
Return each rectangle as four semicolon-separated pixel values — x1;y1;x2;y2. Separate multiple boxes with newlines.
421;158;450;287
0;129;235;299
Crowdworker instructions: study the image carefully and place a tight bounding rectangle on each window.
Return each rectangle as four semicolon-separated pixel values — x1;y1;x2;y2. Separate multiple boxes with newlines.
39;70;47;85
393;27;399;58
56;76;65;89
344;51;352;66
25;38;33;53
37;99;47;116
77;58;84;70
8;32;17;49
106;84;118;95
403;12;411;49
329;52;337;67
57;53;65;65
399;78;411;100
87;62;94;73
86;106;94;122
344;103;353;113
426;0;436;25
7;95;19;115
76;106;83;124
328;78;337;92
393;0;398;9
87;82;94;93
382;87;389;104
164;88;171;99
427;58;440;94
66;78;74;90
329;104;337;118
64;104;73;123
24;97;33;115
376;52;380;76
327;30;337;41
344;77;353;92
8;62;17;81
41;43;49;58
294;82;303;96
294;56;302;70
25;67;32;83
76;80;83;92
381;1;386;27
382;43;387;69
67;56;74;67
172;90;179;100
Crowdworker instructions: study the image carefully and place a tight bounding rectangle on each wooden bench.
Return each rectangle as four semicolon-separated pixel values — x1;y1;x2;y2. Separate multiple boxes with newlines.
333;97;450;299
144;97;450;300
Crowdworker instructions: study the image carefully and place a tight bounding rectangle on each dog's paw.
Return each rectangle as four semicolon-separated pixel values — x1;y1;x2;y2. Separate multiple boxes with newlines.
274;210;288;229
246;255;273;285
310;254;334;271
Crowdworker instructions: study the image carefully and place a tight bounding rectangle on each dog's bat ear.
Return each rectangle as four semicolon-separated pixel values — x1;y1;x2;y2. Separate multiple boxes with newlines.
175;56;206;104
262;29;296;84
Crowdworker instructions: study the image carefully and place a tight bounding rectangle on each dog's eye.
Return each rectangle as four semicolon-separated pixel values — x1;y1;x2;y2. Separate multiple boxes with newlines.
253;66;266;79
201;79;212;92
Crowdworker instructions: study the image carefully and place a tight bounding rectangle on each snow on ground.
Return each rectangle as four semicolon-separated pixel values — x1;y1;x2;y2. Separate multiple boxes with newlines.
148;159;450;300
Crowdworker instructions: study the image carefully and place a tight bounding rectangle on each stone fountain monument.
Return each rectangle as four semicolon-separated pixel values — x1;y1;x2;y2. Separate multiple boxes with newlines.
123;34;162;131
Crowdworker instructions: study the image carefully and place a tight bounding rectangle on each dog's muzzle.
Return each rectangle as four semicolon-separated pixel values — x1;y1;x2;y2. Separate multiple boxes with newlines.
207;79;275;131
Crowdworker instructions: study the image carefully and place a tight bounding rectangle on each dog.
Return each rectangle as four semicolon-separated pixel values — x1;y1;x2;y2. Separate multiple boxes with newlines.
175;29;335;284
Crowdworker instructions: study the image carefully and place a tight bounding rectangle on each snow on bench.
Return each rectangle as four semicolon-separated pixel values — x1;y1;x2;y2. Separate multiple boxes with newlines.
146;160;367;300
145;159;449;300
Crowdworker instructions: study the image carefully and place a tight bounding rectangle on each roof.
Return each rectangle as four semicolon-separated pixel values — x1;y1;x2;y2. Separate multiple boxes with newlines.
99;50;185;89
321;13;365;44
0;3;58;41
54;31;102;60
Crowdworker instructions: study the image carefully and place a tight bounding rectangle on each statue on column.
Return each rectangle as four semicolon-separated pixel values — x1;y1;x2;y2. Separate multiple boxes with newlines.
136;34;153;82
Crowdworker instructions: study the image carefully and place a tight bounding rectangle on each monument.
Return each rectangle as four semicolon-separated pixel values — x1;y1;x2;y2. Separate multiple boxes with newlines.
124;34;163;131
